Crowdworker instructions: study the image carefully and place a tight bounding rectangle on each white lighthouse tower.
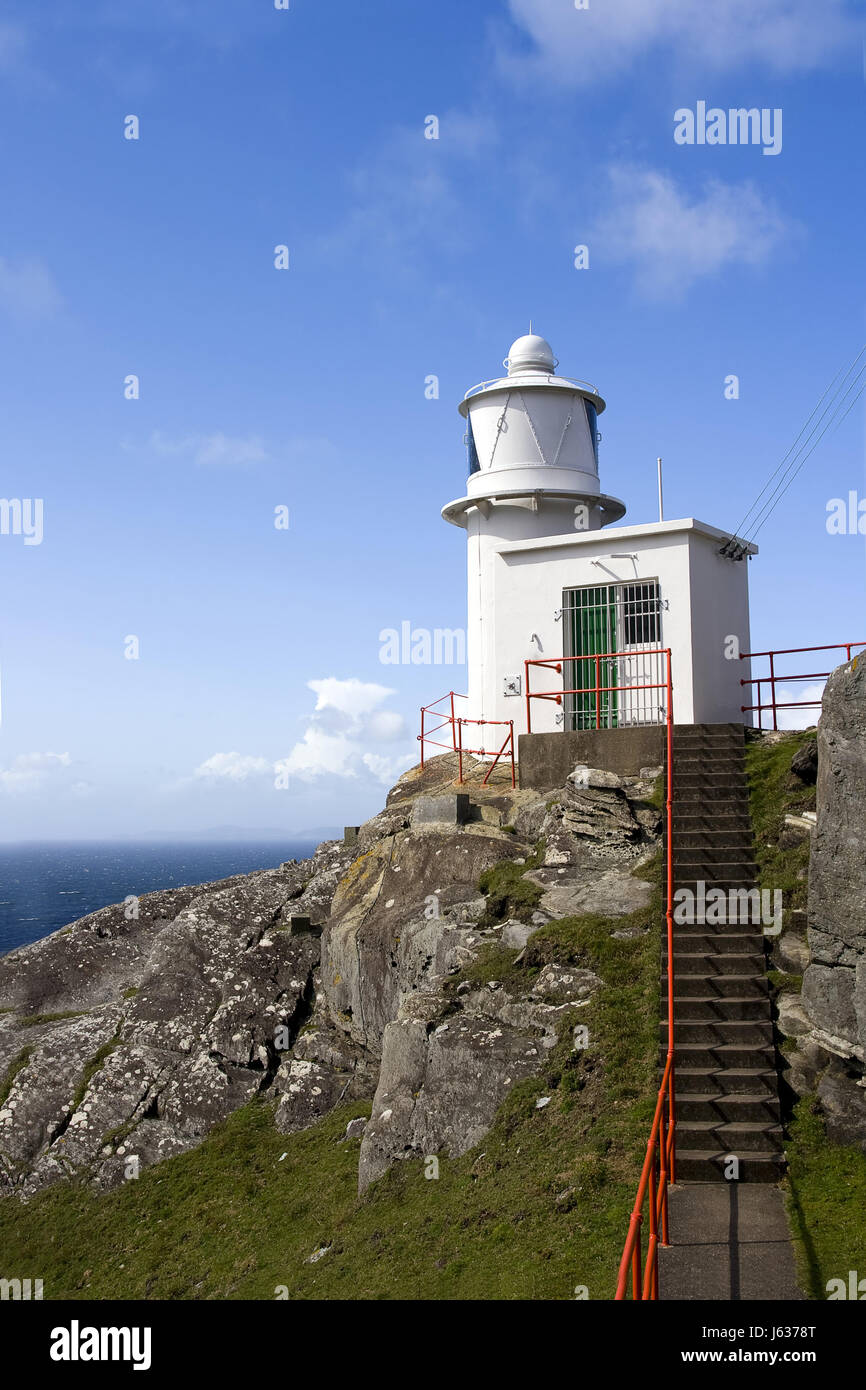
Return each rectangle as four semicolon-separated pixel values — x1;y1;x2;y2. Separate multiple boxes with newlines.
442;331;756;751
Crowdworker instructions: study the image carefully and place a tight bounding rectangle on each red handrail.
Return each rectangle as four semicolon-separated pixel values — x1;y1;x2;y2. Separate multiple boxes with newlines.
525;649;670;734
739;642;865;730
615;649;675;1299
419;691;463;764
418;693;516;788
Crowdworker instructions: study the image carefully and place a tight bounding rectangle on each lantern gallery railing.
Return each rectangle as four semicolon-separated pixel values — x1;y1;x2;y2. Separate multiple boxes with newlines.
524;648;669;733
418;692;516;788
739;641;865;730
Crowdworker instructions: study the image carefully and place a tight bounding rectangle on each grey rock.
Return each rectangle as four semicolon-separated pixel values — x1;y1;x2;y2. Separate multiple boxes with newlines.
777;993;811;1038
791;739;819;784
501;920;533;951
526;865;654;921
802;964;857;1046
817;1071;866;1148
411;794;471;828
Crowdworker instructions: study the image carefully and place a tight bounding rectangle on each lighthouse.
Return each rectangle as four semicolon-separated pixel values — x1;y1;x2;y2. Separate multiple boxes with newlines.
442;332;756;753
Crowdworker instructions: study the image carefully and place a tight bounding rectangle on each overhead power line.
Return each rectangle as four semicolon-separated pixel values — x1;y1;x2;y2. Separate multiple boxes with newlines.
720;343;866;558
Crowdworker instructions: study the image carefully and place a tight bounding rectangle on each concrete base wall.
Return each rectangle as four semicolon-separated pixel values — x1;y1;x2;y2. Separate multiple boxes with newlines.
518;727;666;789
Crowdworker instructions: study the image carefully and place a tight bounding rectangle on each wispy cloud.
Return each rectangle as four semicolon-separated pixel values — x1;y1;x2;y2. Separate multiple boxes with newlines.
147;430;270;469
593;164;792;298
193;752;273;782
140;430;335;471
317;113;498;270
0;22;28;69
502;0;860;85
0;256;63;321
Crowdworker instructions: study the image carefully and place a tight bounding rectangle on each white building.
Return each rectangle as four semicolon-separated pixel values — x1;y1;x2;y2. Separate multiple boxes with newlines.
442;332;755;752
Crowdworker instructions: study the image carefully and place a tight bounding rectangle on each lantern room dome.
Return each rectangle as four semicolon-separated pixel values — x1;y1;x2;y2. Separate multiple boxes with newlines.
505;333;556;375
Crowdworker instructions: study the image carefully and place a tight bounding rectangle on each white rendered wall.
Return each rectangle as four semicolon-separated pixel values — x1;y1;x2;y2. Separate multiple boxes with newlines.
463;516;753;749
685;533;754;726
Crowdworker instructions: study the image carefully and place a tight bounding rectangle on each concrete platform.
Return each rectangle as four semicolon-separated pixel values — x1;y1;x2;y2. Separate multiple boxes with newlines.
658;1184;804;1300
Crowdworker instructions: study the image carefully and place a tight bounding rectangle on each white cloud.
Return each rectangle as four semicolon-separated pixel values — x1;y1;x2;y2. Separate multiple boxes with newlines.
773;683;825;730
0;256;62;320
0;751;71;792
503;0;860;85
193;752;272;782
594;164;791;297
281;678;413;785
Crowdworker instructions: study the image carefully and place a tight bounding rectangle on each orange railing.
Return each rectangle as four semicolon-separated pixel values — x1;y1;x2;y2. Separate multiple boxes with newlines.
524;649;677;1297
419;692;516;788
611;649;676;1300
524;650;668;733
740;642;865;730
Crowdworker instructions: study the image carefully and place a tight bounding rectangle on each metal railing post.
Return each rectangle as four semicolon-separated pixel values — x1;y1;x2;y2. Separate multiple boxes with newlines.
450;691;456;750
457;719;463;784
595;654;601;729
769;651;777;731
525;660;532;734
665;649;676;1185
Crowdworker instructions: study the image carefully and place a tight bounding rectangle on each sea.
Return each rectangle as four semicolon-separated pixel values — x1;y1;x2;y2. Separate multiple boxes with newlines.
0;841;322;956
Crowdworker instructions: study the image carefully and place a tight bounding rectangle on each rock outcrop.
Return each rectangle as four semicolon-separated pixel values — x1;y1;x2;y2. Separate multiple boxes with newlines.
0;753;662;1197
782;657;866;1146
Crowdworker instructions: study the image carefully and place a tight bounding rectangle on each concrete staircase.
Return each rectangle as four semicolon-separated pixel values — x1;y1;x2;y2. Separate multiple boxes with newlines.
661;723;785;1183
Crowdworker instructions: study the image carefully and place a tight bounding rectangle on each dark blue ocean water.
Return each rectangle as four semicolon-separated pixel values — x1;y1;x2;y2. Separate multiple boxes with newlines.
0;841;321;956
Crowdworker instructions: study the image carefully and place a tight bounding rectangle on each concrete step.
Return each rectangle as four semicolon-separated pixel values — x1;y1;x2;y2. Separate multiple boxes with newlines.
663;996;771;1022
670;952;766;976
672;754;747;769
677;1092;782;1124
674;827;754;847
672;1149;786;1183
672;1041;776;1068
673;877;761;893
675;1067;780;1097
672;869;760;890
669;974;770;999
664;1020;774;1046
674;849;757;870
672;787;750;805
664;932;767;954
676;1119;784;1154
673;723;745;740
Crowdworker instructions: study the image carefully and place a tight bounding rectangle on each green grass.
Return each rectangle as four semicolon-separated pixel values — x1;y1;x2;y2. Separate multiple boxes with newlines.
16;1010;89;1028
0;874;662;1301
0;1047;33;1108
785;1098;866;1300
745;730;816;917
476;841;545;927
767;970;803;995
744;730;866;1298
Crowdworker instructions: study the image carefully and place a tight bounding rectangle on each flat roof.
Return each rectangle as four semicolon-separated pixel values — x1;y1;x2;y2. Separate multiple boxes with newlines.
496;516;758;556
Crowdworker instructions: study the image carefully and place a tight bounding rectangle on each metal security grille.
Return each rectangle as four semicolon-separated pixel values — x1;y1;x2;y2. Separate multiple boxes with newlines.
562;580;665;729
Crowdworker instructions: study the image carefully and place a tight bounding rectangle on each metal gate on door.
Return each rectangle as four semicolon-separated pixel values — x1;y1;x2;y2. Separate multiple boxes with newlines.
562;581;666;729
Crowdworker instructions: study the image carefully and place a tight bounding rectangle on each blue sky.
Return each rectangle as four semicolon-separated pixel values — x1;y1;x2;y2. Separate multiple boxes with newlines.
0;0;864;840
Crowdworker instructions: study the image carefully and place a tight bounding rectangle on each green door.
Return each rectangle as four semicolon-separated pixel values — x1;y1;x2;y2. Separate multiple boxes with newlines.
564;585;619;730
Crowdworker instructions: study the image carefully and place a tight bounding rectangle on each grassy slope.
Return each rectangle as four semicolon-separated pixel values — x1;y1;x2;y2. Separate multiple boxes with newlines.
0;863;662;1301
745;731;866;1299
